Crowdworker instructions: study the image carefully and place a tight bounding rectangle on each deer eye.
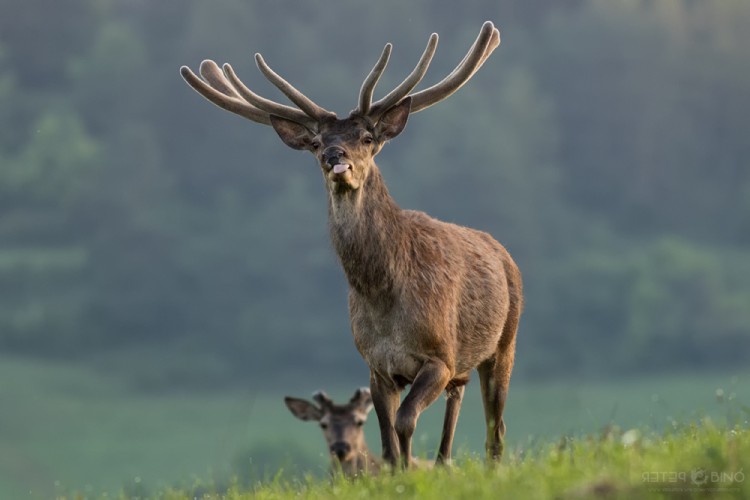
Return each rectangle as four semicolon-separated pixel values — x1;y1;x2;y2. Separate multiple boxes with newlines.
319;422;328;429
355;420;364;427
362;135;373;145
311;140;321;150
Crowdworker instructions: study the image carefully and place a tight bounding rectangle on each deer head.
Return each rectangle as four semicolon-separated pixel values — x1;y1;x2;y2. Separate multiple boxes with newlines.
284;388;374;466
180;22;500;194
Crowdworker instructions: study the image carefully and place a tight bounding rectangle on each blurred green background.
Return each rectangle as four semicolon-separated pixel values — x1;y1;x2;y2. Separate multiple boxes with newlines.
1;0;748;497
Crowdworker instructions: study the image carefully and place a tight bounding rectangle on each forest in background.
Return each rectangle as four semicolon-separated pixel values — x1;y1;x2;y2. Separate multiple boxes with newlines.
1;0;748;391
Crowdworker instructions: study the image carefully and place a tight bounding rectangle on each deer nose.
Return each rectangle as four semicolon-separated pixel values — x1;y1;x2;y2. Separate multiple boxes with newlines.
322;146;345;166
330;442;351;459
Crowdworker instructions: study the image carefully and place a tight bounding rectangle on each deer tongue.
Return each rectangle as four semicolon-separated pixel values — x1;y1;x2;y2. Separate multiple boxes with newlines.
333;164;350;174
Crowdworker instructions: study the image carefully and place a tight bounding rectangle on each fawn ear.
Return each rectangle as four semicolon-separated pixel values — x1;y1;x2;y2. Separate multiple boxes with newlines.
284;397;323;421
350;387;373;414
375;97;411;142
270;115;315;150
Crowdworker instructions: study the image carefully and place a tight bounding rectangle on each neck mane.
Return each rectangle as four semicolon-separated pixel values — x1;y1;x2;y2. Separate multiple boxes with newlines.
328;164;406;300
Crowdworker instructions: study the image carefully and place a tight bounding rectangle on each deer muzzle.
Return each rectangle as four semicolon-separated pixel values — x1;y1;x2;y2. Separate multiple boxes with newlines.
323;146;346;165
323;147;351;174
330;441;352;460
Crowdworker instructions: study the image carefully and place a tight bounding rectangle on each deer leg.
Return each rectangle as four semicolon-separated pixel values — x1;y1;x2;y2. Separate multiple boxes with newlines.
436;384;465;465
370;371;401;468
395;360;451;469
477;305;519;463
477;357;506;462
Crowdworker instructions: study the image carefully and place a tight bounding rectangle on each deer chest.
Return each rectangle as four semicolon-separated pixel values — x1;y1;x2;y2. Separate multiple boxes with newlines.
349;300;431;386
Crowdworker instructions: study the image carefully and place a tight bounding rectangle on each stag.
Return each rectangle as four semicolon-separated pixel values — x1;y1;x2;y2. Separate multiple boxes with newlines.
181;21;522;468
285;388;379;477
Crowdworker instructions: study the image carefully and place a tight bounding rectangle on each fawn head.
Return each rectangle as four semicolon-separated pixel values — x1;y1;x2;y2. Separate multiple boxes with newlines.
284;388;373;462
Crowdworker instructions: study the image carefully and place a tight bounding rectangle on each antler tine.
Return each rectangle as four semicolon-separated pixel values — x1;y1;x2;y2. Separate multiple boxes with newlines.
409;21;500;114
180;63;272;125
356;43;392;116
199;59;241;98
349;387;372;404
367;33;438;119
223;63;317;128
445;25;500;82
312;391;334;409
255;54;335;122
481;28;501;68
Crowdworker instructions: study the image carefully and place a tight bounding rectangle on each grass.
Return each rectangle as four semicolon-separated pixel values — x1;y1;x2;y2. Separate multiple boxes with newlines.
2;354;749;498
71;421;750;499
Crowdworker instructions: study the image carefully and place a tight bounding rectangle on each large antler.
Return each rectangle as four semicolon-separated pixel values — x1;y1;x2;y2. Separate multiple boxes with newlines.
355;21;501;121
181;21;500;127
180;55;335;129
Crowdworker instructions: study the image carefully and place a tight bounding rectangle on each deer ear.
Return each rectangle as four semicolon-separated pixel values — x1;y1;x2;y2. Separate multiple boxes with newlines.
375;96;411;142
270;115;315;150
284;397;323;421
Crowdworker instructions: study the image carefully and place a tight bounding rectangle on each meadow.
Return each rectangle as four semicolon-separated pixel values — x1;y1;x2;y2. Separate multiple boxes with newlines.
163;423;749;499
2;355;748;498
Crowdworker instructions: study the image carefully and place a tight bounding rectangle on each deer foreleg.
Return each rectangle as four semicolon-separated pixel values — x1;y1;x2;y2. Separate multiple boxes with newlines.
370;371;401;468
395;360;451;469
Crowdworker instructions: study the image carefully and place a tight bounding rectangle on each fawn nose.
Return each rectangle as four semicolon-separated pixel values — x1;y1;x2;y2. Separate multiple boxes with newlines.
322;146;345;166
330;441;351;459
